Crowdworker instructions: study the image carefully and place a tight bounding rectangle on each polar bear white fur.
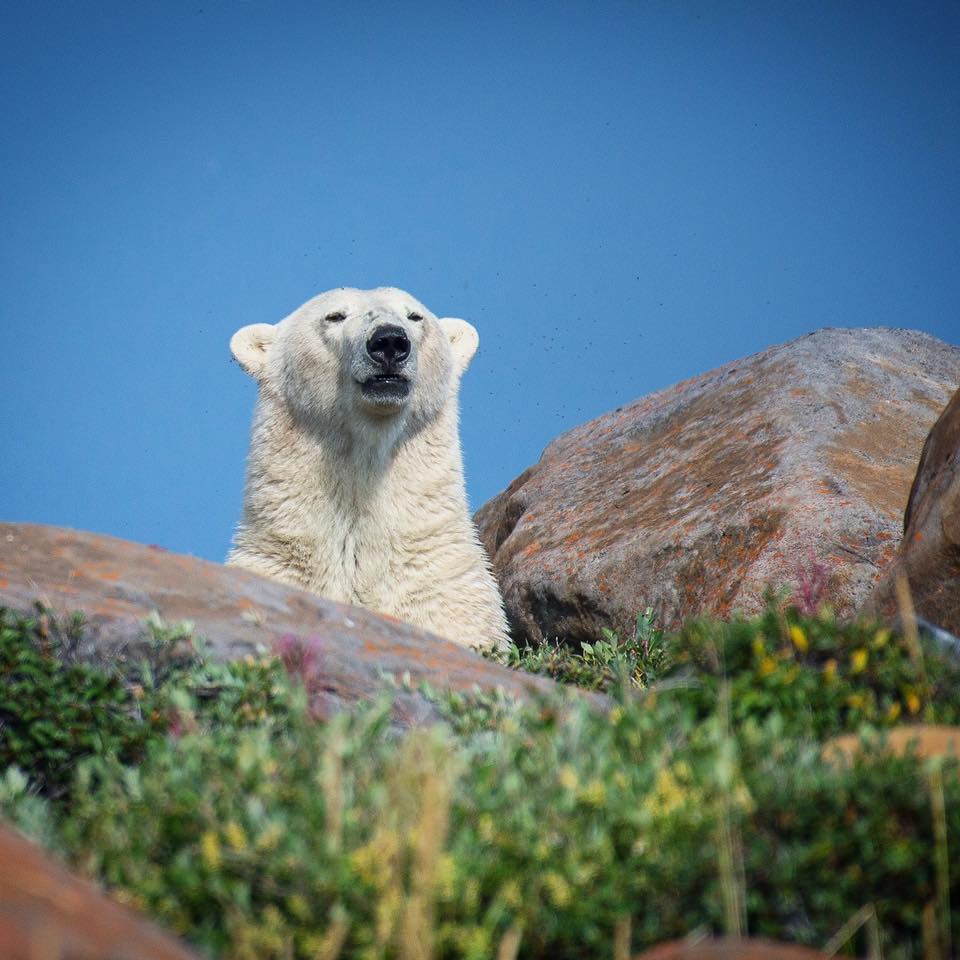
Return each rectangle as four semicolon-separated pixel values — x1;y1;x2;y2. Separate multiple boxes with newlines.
227;287;509;650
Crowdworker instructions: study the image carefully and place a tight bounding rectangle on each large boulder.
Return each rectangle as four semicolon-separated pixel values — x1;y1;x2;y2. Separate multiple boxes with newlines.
476;328;960;646
0;523;591;726
861;385;960;633
0;821;201;960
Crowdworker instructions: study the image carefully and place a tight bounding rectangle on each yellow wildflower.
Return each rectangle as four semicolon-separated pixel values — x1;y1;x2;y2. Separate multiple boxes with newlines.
646;767;685;818
455;927;490;956
579;779;606;807
789;625;809;653
350;829;399;887
752;635;766;656
823;659;838;682
224;821;248;852
851;648;868;674
256;823;283;851
846;693;866;711
758;656;777;678
906;691;921;715
200;830;221;870
886;702;902;722
543;872;571;908
872;628;891;649
558;765;579;792
501;879;522;909
463;877;480;910
286;894;310;921
436;854;457;898
477;814;496;842
349;843;374;882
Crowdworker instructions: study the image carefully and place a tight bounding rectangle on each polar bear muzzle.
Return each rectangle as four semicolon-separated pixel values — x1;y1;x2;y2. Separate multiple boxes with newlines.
359;323;413;409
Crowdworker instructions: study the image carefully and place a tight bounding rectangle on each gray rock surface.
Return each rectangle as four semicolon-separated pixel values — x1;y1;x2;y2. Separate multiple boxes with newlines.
475;328;960;645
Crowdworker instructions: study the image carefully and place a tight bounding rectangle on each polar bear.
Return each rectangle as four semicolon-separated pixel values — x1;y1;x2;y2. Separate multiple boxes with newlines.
227;287;510;650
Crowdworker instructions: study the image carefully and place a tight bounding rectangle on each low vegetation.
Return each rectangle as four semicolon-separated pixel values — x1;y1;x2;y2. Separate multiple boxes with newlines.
2;601;959;959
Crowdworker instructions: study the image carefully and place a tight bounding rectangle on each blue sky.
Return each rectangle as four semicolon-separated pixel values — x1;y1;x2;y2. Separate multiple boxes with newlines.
2;1;958;562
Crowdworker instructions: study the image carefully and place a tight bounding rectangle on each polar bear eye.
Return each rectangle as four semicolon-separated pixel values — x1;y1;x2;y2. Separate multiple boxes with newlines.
407;312;423;322
324;311;347;323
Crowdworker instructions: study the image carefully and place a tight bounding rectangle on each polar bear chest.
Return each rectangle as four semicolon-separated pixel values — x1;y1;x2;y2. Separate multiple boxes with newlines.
298;499;420;608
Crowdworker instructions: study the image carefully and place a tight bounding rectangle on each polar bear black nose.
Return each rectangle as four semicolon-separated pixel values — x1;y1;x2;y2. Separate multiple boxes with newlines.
366;325;411;368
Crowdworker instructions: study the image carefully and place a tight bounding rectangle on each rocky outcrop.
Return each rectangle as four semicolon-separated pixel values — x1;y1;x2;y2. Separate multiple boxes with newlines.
476;328;960;646
824;724;960;764
633;939;829;960
0;822;200;960
0;523;592;726
861;386;960;633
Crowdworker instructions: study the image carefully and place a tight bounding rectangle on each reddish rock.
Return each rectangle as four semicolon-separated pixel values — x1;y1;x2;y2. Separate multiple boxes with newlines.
824;724;960;765
861;385;960;633
0;821;199;960
633;938;829;960
475;328;960;645
0;523;595;726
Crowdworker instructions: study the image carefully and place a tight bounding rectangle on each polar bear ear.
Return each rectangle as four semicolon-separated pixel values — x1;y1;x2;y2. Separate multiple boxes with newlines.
438;318;480;375
230;323;276;382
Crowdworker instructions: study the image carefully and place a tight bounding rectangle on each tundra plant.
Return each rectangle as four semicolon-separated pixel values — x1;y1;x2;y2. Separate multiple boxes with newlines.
2;604;960;960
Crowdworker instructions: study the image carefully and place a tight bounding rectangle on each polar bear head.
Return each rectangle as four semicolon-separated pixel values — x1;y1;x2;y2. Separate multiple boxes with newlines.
230;287;479;440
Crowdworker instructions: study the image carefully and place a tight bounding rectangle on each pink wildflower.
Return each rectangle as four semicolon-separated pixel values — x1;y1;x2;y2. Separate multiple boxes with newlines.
794;547;830;616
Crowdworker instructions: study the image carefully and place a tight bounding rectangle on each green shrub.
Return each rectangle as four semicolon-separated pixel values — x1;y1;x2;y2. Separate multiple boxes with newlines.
488;607;668;691
1;604;959;960
0;608;158;798
670;602;960;737
0;608;292;802
492;600;960;738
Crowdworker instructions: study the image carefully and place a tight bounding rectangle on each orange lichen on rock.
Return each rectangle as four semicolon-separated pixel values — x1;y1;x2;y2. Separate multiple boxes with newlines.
861;384;960;634
476;328;960;646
